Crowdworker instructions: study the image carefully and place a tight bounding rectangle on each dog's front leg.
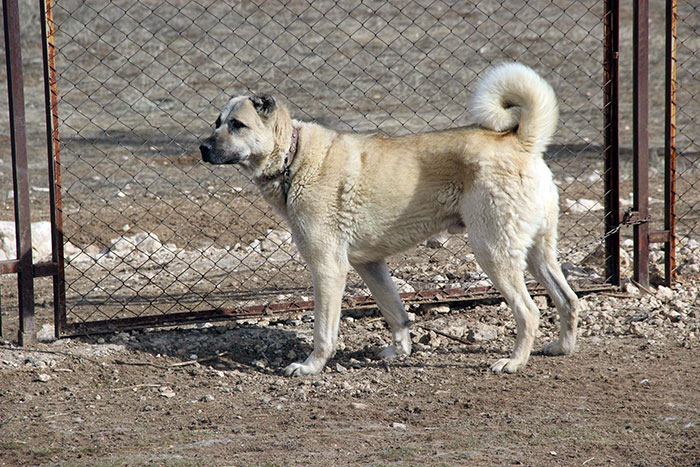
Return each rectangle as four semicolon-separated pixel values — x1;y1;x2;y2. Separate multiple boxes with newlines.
284;262;348;376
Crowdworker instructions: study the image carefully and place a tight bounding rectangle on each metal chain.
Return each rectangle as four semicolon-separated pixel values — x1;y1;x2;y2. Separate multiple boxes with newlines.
564;207;651;258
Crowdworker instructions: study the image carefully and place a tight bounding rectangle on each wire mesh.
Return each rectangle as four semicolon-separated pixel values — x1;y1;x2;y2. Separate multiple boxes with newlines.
49;0;612;332
671;3;700;279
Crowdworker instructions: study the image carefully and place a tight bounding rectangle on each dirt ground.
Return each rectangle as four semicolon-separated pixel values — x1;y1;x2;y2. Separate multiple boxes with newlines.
1;1;700;465
2;0;696;329
1;278;699;466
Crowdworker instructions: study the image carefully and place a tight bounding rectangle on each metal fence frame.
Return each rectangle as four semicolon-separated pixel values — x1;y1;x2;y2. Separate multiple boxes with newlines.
0;0;690;342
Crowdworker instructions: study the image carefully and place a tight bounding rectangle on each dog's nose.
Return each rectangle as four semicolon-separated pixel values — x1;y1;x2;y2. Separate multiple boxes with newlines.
199;142;211;162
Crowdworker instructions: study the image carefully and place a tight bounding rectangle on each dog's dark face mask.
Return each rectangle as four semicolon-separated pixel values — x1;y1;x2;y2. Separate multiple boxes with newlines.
200;95;280;175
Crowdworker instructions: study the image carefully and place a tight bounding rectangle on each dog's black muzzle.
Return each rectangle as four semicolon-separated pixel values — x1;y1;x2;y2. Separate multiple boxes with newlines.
200;138;240;165
199;139;214;163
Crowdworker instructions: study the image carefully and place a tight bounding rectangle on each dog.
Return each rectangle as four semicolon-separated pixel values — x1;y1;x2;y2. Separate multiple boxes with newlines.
200;63;579;375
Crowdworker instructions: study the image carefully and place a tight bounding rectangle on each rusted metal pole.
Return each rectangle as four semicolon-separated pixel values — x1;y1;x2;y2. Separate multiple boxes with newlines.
604;0;620;286
3;0;36;345
664;0;677;287
40;0;66;338
633;0;650;288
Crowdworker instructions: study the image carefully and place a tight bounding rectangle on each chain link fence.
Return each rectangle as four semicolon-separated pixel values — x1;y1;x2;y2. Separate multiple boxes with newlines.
50;0;613;333
671;3;700;278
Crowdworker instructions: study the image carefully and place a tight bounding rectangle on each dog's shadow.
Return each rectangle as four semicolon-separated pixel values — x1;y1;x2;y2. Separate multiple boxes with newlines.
89;319;499;375
90;322;309;375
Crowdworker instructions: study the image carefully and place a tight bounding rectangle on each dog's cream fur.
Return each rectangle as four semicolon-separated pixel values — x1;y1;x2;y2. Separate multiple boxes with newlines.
200;63;579;375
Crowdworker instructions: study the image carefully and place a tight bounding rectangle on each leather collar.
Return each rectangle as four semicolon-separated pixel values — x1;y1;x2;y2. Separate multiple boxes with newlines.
281;126;299;202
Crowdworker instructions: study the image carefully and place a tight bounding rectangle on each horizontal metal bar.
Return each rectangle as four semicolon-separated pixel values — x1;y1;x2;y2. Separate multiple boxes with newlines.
60;279;613;337
33;261;58;277
0;260;59;277
0;259;20;275
649;230;671;243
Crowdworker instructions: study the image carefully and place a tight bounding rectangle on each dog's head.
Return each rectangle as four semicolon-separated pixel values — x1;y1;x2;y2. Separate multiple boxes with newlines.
200;94;291;177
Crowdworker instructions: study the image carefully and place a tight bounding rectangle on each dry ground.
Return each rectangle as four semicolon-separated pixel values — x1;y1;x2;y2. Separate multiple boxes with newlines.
1;278;698;466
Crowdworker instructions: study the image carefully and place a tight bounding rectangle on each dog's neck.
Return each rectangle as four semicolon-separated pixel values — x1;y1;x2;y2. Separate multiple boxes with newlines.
284;126;299;176
258;125;299;204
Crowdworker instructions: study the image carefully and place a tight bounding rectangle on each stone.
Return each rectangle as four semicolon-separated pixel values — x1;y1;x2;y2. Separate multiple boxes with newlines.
564;198;603;213
393;277;415;294
624;282;640;295
656;286;673;302
37;324;56;343
109;232;162;257
533;296;548;310
0;221;52;261
467;323;499;343
424;304;450;314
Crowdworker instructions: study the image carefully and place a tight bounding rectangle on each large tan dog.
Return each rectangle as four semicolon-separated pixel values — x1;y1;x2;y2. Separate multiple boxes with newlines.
200;63;579;375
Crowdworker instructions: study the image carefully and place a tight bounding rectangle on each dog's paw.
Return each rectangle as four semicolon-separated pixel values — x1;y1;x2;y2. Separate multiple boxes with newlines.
378;339;412;360
283;362;320;377
283;356;327;376
542;340;575;356
490;358;521;374
378;345;401;360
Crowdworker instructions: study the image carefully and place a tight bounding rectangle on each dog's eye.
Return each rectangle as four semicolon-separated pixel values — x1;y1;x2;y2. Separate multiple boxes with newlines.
215;116;222;128
228;119;246;131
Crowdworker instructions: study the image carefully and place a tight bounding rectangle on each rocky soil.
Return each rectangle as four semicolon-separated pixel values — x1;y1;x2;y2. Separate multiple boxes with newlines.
1;276;698;466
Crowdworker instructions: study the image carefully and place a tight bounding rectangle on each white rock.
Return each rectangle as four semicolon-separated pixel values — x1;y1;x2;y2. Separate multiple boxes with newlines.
109;232;162;257
663;309;682;322
564;198;603;213
424;304;450;314
249;229;292;252
656;286;673;302
391;422;407;430
36;374;51;382
0;221;53;260
37;324;56;343
467;323;499;342
392;277;415;294
533;296;548;310
624;281;640;296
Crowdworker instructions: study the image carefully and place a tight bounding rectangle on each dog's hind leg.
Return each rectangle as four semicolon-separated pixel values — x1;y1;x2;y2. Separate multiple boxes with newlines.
284;258;349;376
353;260;412;359
470;237;540;373
527;228;579;356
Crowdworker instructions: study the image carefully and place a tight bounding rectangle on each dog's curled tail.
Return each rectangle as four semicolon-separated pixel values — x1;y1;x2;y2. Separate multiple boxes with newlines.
469;63;558;156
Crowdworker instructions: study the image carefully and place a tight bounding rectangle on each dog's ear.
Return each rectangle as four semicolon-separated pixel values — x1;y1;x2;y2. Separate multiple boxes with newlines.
250;95;276;116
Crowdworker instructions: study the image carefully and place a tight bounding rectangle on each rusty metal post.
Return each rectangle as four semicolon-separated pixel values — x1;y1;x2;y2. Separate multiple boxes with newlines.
664;0;677;287
3;0;36;345
604;0;620;286
633;0;650;288
40;0;66;337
